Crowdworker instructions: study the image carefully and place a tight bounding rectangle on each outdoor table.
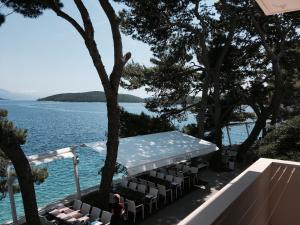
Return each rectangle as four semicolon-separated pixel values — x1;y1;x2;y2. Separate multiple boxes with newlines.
48;206;73;216
139;174;178;199
113;187;145;204
190;161;208;169
65;214;89;225
48;207;86;225
138;174;173;189
56;210;81;220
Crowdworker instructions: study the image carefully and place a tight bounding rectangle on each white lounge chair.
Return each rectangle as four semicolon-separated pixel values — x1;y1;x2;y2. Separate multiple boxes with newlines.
157;172;165;180
126;199;144;224
157;184;172;204
129;182;137;191
101;210;112;225
90;207;101;222
150;170;157;177
173;176;184;197
137;184;147;194
72;199;82;211
166;175;174;182
80;203;91;215
145;187;158;213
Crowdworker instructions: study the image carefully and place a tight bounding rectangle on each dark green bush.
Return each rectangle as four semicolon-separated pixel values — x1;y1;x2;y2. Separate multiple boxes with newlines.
120;108;175;138
256;116;300;161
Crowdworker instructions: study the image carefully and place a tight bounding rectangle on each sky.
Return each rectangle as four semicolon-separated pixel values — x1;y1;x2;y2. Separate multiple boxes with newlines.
0;1;153;98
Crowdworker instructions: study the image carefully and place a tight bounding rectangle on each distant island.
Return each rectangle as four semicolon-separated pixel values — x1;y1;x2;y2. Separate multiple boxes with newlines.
0;97;5;100
37;91;144;103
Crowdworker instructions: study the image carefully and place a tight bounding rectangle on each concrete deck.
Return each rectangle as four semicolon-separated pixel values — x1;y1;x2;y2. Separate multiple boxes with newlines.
138;169;242;225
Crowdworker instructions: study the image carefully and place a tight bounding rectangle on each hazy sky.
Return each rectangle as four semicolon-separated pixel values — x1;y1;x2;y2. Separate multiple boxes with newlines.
0;1;153;98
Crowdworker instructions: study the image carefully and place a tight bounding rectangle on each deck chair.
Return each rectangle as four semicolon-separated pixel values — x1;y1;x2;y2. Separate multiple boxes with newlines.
101;210;112;225
173;176;184;197
129;182;137;191
148;181;156;188
137;184;147;194
80;203;91;215
190;167;199;184
145;187;158;214
90;207;101;222
168;170;176;176
157;184;173;204
150;170;157;177
126;199;144;224
72;199;82;211
175;164;183;170
157;172;165;180
165;175;174;182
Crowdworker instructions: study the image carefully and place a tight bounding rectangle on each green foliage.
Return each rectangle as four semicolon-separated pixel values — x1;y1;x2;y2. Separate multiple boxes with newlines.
98;161;128;177
0;109;27;144
0;0;62;19
0;108;48;199
120;0;300;150
38;91;144;103
256;116;300;161
119;108;175;138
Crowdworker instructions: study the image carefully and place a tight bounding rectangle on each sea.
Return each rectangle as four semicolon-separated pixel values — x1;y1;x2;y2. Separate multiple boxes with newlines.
0;100;254;224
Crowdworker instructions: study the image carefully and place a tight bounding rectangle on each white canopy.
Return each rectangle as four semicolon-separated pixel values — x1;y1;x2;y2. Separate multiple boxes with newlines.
27;147;75;165
84;131;218;176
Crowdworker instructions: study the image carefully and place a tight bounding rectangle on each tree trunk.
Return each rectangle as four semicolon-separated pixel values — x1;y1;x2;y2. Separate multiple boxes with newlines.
270;56;283;126
238;112;268;158
98;94;120;208
49;0;129;211
239;54;283;157
211;70;223;149
0;130;40;225
196;72;209;139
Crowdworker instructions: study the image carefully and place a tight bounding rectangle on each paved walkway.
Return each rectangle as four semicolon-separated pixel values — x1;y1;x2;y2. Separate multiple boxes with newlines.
138;169;242;225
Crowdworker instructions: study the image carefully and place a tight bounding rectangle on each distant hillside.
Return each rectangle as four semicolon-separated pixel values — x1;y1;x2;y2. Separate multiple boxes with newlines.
38;91;144;103
0;89;37;100
0;97;5;100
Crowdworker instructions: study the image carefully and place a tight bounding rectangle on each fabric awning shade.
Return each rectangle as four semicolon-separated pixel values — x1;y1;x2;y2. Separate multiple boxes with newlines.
256;0;300;15
27;147;75;166
84;131;218;176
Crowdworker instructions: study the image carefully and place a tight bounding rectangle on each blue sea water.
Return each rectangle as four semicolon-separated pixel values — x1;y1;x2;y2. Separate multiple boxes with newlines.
0;101;253;224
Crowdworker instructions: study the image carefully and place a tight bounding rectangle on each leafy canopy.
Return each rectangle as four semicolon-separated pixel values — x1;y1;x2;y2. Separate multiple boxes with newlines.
256;116;300;161
119;108;175;138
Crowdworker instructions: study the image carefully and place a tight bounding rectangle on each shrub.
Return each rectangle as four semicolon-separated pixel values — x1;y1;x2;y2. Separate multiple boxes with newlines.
256;116;300;161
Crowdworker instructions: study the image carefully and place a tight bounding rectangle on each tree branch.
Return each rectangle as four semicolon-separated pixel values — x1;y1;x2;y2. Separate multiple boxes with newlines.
215;18;237;74
47;0;112;94
163;102;200;117
47;0;85;38
73;0;94;39
250;13;274;58
99;0;131;91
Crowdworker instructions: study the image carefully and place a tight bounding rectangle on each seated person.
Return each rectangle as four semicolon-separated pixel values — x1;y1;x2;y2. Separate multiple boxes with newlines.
110;194;125;225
